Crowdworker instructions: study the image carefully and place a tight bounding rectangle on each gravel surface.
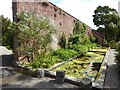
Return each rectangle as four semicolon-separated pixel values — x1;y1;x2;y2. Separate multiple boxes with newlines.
1;67;79;89
103;49;120;89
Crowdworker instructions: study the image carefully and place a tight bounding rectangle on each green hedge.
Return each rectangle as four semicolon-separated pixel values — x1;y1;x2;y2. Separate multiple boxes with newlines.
115;43;120;69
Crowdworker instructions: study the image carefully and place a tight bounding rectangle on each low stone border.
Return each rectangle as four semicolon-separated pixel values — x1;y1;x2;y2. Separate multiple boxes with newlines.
44;69;92;88
92;47;110;89
13;65;38;77
44;69;81;85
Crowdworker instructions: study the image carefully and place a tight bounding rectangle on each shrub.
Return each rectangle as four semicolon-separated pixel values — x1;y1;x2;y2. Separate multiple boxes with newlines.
27;55;60;69
51;49;79;61
115;42;120;69
58;32;66;48
70;44;86;53
68;43;97;53
109;41;118;49
90;37;96;43
68;34;80;44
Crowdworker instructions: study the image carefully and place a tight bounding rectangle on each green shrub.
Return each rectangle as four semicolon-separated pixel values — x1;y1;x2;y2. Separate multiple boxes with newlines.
58;32;66;48
68;43;97;53
1;15;15;50
70;44;86;53
51;49;79;61
115;42;120;68
27;55;59;69
109;41;118;49
68;34;80;44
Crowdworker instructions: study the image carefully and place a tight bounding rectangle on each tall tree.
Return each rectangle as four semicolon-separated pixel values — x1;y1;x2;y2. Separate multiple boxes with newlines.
93;6;117;27
17;11;55;62
0;15;15;50
93;6;120;41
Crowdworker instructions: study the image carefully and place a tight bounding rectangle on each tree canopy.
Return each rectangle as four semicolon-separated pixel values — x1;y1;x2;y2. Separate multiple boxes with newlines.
0;15;15;50
93;6;120;41
17;11;55;62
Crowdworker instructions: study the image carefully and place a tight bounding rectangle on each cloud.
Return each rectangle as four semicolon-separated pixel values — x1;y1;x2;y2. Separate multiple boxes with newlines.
0;0;12;21
52;0;119;29
0;0;119;29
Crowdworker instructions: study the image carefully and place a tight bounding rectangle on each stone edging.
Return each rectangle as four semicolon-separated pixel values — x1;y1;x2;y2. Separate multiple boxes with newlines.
49;53;83;71
92;47;110;89
44;69;81;86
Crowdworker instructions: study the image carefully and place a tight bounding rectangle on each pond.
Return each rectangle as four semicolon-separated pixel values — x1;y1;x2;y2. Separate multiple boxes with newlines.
52;48;108;81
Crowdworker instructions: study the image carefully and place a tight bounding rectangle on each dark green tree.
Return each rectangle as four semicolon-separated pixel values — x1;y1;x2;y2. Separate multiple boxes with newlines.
93;6;120;41
93;6;117;27
0;15;15;50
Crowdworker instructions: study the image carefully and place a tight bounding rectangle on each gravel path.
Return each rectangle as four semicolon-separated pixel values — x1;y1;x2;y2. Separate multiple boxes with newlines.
103;49;120;89
1;67;79;89
0;46;79;89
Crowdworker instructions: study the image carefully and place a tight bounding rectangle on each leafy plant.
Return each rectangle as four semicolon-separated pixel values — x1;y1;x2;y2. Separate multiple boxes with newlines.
26;55;60;69
73;20;81;34
50;49;79;61
115;42;120;68
17;11;55;62
68;34;80;44
58;32;66;49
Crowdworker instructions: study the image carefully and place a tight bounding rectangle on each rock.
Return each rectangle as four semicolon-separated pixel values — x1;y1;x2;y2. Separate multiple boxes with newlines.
80;77;92;88
1;67;16;78
37;68;45;78
56;70;65;83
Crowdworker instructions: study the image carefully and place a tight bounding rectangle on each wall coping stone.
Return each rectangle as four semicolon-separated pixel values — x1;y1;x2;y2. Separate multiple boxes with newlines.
92;47;110;89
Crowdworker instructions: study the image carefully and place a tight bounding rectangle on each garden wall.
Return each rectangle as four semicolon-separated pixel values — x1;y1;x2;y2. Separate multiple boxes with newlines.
12;0;103;61
92;30;104;45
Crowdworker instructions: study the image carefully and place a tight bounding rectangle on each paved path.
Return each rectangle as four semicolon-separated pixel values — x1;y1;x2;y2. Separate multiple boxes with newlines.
103;49;120;89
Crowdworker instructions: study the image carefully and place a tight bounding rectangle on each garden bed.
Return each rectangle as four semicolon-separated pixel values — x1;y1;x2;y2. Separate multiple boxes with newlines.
51;48;108;81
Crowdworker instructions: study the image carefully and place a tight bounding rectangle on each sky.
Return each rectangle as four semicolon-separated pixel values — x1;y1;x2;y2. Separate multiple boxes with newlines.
0;0;120;29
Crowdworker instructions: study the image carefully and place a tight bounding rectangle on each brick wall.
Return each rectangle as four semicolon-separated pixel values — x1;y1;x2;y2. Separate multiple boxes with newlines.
92;30;104;45
12;0;104;61
13;0;92;38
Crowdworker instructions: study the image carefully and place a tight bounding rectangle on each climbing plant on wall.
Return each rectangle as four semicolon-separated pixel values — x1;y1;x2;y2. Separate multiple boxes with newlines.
69;20;88;45
73;19;81;34
58;32;66;49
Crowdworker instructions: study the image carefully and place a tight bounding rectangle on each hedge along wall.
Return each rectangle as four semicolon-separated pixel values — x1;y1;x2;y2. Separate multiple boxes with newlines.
12;0;93;61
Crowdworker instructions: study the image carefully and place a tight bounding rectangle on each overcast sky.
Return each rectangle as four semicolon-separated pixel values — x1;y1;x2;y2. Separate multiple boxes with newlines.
0;0;120;29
